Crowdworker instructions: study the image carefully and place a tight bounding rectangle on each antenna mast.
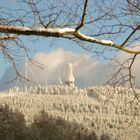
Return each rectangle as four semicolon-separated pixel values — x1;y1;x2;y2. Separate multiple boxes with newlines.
59;70;62;85
25;55;28;80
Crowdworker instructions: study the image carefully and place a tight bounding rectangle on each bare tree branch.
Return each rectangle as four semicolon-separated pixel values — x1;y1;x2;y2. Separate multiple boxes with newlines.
0;35;17;40
0;25;140;54
121;25;140;46
0;0;140;89
76;0;88;30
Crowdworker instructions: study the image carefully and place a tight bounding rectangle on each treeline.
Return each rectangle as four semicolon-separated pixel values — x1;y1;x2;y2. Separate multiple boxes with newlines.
0;105;110;140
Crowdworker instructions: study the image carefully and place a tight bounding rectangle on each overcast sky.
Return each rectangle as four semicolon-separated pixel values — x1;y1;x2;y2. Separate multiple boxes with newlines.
0;49;109;90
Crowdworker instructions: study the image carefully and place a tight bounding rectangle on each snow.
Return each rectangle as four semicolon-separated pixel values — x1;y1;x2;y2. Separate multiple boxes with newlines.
76;32;114;45
101;40;113;45
0;85;140;139
37;28;75;33
76;31;97;41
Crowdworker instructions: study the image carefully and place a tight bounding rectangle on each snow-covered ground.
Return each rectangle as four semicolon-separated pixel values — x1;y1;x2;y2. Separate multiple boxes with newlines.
0;85;140;140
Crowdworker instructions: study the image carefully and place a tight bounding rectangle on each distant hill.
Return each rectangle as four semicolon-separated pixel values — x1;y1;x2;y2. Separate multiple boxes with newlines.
0;85;140;140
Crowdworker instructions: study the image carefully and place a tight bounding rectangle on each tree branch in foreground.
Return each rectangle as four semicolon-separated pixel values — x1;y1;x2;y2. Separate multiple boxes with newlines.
76;0;88;30
0;35;17;40
0;25;140;54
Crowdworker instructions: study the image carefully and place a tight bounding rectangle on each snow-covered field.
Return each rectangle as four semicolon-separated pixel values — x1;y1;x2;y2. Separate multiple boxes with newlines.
0;85;140;140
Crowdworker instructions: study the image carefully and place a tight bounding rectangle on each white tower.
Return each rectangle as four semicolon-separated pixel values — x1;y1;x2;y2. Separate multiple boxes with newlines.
65;63;75;88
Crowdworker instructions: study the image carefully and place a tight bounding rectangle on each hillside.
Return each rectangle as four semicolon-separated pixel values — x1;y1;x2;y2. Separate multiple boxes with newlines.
0;85;140;140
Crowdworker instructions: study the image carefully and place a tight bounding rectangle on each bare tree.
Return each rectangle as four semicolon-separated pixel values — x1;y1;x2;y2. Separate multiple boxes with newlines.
0;0;140;88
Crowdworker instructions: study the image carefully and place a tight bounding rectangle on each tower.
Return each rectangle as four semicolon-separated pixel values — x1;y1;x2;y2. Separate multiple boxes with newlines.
25;56;28;80
65;63;75;88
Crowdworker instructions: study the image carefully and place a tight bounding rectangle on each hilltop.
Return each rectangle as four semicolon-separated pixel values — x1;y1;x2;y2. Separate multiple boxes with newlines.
0;85;140;140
